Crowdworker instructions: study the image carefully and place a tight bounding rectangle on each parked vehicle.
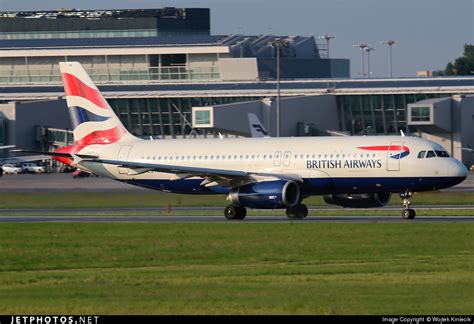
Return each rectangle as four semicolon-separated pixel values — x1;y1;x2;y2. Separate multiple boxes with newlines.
2;164;24;174
22;163;47;173
73;169;91;179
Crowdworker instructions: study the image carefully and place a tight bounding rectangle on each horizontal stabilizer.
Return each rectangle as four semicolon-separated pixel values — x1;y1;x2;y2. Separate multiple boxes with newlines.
12;149;98;159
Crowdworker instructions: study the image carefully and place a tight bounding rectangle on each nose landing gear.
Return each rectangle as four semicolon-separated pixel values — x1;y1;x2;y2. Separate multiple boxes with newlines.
400;191;416;220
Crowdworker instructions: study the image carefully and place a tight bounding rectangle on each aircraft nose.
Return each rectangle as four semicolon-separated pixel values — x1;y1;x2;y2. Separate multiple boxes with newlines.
450;159;468;179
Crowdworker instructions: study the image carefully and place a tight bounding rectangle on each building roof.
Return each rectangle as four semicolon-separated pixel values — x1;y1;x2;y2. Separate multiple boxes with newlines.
2;77;473;100
0;35;227;49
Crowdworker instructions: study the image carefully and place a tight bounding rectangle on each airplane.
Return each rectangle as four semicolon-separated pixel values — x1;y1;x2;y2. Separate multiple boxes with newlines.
32;62;468;220
248;113;270;138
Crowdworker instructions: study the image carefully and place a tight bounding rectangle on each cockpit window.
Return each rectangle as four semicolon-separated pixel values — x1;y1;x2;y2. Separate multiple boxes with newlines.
435;150;450;158
417;151;426;158
426;151;436;158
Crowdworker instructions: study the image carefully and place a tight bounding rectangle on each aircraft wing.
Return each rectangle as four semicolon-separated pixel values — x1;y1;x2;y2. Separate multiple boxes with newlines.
77;157;302;188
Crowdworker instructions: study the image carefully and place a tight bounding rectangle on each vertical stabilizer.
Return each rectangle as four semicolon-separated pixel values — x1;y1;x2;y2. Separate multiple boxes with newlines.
248;113;270;138
59;62;136;145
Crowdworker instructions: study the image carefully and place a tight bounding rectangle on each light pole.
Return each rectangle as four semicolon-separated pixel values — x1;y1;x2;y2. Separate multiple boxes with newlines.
380;40;399;78
268;39;286;137
353;44;368;78
364;46;375;78
318;35;335;58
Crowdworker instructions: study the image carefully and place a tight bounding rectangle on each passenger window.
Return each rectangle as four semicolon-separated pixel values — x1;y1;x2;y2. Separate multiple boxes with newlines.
426;151;436;158
417;151;426;158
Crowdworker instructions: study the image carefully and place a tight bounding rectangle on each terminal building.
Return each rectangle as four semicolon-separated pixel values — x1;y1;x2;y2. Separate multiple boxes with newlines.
0;8;473;166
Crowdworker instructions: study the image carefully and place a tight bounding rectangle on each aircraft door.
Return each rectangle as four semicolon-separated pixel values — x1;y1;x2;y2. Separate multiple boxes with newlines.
117;145;132;175
283;151;291;167
273;151;282;167
386;141;403;171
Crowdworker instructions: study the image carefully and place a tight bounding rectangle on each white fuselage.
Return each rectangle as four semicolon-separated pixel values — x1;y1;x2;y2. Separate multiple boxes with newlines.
78;135;467;195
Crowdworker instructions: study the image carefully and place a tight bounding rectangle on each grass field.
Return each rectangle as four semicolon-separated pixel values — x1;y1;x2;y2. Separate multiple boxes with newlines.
0;191;472;209
0;223;472;314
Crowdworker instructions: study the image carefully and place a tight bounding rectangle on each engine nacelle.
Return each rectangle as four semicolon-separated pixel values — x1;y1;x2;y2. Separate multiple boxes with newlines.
323;192;391;208
229;180;300;209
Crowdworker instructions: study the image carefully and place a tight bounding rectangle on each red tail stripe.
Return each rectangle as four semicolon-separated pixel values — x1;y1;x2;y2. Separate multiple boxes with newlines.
62;73;108;109
358;145;410;152
74;125;127;146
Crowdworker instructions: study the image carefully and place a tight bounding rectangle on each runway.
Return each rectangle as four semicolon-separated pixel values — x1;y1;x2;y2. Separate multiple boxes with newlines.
0;215;473;223
0;205;473;214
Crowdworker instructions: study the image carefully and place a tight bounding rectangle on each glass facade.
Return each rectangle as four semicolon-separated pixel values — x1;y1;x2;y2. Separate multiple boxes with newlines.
410;106;431;122
107;97;259;138
0;118;6;145
0;56;220;84
0;66;220;84
103;93;450;139
0;29;158;40
337;93;447;135
194;110;211;125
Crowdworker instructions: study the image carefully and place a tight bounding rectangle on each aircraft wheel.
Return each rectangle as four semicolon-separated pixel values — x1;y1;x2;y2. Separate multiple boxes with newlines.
224;204;245;220
299;204;308;218
286;204;307;220
236;206;247;220
402;208;416;220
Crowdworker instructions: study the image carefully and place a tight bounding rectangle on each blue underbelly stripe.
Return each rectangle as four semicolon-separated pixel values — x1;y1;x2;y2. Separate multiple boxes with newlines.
122;176;466;195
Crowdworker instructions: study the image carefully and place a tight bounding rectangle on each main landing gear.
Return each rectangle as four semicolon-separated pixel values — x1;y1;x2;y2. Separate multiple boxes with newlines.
400;191;416;220
224;204;309;220
286;204;308;220
224;204;247;220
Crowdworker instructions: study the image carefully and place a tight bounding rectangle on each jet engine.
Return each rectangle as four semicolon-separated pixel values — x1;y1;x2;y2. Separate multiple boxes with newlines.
323;192;391;208
229;180;300;209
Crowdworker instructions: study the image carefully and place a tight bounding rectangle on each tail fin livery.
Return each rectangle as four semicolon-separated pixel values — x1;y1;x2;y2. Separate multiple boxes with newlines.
248;113;270;138
59;62;134;145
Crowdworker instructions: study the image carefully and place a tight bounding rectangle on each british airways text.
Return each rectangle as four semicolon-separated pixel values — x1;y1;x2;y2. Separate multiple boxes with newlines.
306;159;382;169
